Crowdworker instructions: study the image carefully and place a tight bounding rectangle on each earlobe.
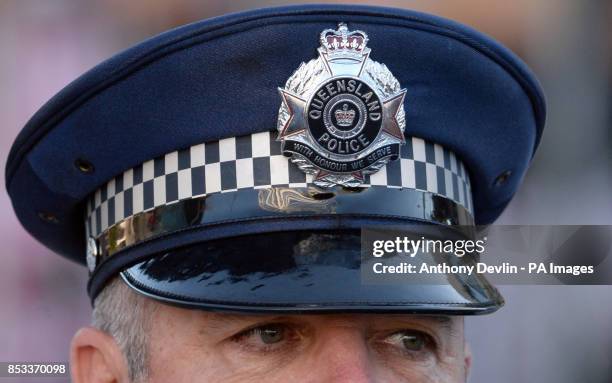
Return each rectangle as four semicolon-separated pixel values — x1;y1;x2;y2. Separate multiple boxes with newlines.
70;327;129;383
463;342;473;382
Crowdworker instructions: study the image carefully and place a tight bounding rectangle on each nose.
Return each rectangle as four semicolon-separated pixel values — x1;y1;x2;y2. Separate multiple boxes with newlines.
312;327;375;383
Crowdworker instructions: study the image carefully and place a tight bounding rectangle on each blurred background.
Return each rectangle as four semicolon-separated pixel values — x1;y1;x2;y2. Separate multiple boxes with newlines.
0;1;610;382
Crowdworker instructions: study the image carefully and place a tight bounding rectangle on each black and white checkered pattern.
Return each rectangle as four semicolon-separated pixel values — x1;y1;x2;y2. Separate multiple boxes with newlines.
86;132;472;237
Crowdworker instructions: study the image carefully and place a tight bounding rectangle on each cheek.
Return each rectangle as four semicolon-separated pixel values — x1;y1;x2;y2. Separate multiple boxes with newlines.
144;314;228;382
370;343;467;382
146;342;466;383
372;359;464;383
398;350;466;383
146;333;218;382
148;349;465;383
145;323;300;382
148;353;306;383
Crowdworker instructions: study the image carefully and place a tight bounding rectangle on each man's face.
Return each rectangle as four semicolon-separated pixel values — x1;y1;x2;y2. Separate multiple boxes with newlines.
144;303;470;382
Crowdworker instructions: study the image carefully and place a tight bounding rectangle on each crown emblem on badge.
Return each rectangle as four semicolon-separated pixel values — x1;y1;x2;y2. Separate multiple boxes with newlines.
335;104;356;127
320;23;368;58
277;23;407;187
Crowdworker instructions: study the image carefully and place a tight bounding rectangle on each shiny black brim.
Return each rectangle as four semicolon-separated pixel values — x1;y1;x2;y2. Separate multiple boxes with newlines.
120;230;504;315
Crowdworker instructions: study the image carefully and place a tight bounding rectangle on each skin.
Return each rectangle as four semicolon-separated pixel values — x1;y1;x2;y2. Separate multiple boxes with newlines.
71;299;471;383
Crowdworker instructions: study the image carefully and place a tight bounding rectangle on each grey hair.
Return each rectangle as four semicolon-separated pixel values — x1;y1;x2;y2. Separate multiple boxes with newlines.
92;277;156;382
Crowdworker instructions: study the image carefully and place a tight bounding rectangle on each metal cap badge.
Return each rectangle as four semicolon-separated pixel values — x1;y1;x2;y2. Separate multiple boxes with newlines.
277;23;407;187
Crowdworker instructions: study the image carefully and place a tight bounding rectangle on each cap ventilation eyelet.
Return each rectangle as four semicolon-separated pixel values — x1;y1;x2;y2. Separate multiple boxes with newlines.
494;170;512;187
75;158;94;174
38;211;59;224
311;192;335;200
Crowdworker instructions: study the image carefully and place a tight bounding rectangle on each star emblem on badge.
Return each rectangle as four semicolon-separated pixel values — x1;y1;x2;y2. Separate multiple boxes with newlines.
277;23;407;187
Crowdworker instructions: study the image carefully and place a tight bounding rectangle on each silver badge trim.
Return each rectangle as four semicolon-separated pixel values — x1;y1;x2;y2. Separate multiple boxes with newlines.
277;23;407;187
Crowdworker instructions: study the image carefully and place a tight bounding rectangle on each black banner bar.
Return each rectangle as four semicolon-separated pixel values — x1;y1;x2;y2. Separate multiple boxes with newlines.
283;140;399;173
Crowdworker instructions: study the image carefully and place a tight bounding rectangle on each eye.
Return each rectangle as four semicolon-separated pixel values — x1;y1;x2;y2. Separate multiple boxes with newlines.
381;330;434;357
231;323;298;354
398;333;425;351
256;324;285;344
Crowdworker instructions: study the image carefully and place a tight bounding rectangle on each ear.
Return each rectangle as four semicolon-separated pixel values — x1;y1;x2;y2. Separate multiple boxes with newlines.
70;326;130;383
463;342;473;382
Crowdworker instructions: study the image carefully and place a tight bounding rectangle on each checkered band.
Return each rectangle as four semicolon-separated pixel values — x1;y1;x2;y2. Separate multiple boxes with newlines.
86;131;472;237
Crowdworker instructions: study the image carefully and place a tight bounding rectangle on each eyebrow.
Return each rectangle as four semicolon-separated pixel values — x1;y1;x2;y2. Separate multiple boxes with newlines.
421;315;452;324
201;313;454;327
204;312;286;322
417;316;460;338
371;314;460;340
199;313;291;330
379;314;454;328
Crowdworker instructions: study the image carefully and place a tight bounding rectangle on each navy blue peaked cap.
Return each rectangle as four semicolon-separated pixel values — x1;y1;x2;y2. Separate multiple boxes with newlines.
6;4;545;306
